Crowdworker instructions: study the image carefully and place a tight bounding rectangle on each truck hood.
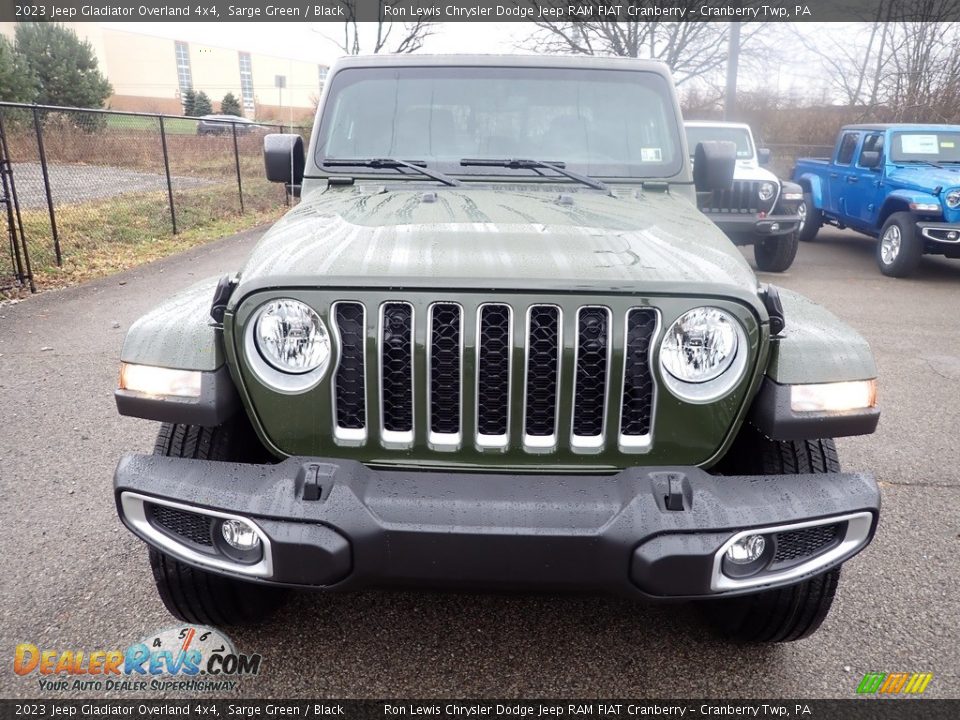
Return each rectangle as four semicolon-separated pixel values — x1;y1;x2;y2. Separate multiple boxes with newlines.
235;184;758;296
887;165;960;192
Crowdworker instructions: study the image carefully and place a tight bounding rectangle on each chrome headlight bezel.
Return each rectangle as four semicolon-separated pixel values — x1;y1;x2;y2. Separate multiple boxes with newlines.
659;307;749;404
758;182;776;202
244;298;331;393
946;189;960;209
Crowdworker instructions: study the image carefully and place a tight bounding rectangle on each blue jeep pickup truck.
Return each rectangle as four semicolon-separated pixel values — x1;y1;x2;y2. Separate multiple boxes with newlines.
793;124;960;277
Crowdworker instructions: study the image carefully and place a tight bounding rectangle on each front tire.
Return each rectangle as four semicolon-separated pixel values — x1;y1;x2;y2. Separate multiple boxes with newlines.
753;231;799;272
148;422;284;626
701;429;844;642
797;193;822;242
877;212;923;277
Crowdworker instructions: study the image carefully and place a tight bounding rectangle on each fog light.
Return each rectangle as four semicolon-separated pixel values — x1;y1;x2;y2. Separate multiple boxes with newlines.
725;534;766;564
948;231;959;241
221;519;260;551
769;222;780;232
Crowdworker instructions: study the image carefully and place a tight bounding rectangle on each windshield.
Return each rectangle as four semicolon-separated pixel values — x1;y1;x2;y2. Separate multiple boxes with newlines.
684;126;754;160
890;131;960;163
315;66;683;179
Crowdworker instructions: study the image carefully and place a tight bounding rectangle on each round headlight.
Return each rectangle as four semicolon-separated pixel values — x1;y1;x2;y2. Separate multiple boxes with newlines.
946;190;960;209
254;299;330;374
758;182;776;202
660;308;740;384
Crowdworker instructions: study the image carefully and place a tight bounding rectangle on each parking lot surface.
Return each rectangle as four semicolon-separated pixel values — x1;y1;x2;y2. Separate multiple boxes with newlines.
1;226;958;698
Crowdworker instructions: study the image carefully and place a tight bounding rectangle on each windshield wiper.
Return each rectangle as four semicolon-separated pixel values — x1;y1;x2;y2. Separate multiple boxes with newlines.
323;158;462;186
900;159;945;169
460;158;609;192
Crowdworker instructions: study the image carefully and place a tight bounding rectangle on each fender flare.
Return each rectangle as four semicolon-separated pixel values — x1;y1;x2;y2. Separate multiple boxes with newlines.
795;173;824;208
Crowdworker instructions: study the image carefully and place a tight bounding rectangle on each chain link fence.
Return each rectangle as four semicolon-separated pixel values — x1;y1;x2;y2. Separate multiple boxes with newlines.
1;101;308;294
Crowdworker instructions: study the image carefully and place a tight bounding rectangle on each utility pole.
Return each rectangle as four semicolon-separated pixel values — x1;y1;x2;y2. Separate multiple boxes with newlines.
724;22;741;120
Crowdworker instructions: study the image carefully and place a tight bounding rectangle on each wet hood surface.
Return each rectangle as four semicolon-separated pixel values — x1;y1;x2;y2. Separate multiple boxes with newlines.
236;184;758;296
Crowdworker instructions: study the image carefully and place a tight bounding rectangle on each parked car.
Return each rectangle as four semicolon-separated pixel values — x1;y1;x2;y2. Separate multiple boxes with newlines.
793;123;960;277
113;55;880;643
685;121;804;273
197;114;257;136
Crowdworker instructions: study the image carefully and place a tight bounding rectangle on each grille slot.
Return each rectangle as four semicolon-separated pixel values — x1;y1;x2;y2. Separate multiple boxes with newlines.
705;180;762;213
429;303;462;441
149;504;213;547
476;304;512;443
773;523;842;564
333;302;366;435
620;308;658;448
524;305;561;445
572;307;610;444
380;303;414;438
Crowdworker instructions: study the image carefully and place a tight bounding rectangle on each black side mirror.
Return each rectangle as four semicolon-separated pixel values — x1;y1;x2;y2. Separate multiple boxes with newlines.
859;150;881;169
694;141;736;193
264;134;305;185
758;148;772;166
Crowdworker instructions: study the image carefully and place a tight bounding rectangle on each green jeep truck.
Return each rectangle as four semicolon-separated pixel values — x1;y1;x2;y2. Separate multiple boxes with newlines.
114;56;881;643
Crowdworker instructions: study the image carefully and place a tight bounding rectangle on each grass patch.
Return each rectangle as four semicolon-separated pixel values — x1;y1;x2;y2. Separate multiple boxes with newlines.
7;179;287;295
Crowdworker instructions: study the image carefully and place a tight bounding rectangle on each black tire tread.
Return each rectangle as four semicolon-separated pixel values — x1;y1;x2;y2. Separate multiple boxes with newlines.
702;428;843;643
754;232;799;273
877;211;923;278
148;421;283;626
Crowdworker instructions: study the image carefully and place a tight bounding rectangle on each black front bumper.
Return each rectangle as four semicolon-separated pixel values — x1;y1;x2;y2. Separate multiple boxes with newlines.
115;455;879;599
706;213;801;242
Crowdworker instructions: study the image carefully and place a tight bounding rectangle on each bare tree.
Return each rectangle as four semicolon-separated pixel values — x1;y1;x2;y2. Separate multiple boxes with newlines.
794;1;960;121
318;6;435;55
521;3;765;86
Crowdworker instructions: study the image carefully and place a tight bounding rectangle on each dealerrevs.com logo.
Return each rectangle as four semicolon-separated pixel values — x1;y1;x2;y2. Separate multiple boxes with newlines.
14;625;262;692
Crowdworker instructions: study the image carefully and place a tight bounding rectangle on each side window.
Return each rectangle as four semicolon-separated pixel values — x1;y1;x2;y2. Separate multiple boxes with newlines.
858;133;884;165
836;132;860;165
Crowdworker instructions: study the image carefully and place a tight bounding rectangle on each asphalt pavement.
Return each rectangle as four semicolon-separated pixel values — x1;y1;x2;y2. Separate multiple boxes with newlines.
1;226;958;699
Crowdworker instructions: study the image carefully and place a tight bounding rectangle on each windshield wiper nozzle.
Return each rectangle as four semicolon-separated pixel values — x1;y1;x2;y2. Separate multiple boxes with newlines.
460;158;609;192
323;158;462;186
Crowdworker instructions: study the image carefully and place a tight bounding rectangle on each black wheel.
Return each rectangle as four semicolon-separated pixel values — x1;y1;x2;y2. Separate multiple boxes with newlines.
877;211;923;278
148;422;284;626
797;193;822;242
754;231;799;272
701;428;843;642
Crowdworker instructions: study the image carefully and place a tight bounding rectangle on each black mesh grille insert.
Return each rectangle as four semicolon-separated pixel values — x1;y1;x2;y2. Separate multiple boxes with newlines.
334;303;366;430
150;504;213;546
704;180;762;214
430;303;461;435
620;308;657;437
573;308;609;437
525;305;560;437
774;523;841;563
477;304;511;437
381;303;414;433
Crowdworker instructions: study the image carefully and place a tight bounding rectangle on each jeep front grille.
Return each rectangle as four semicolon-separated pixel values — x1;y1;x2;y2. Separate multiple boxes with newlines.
331;301;659;454
702;180;775;214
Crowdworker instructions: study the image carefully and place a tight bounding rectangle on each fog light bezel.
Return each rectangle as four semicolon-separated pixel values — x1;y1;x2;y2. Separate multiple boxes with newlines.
119;492;273;578
710;512;875;592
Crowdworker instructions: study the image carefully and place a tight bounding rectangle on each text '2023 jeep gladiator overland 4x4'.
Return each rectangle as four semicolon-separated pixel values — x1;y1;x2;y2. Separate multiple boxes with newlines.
114;56;880;643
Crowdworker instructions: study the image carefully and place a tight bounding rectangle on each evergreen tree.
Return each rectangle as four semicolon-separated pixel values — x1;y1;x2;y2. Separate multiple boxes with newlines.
220;92;242;116
14;23;112;108
182;89;197;116
0;35;36;103
194;91;213;116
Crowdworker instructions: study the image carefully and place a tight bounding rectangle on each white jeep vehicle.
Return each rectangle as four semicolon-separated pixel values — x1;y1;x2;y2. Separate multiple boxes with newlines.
685;121;803;272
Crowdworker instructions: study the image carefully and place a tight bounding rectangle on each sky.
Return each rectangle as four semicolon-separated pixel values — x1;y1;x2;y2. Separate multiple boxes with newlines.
106;22;532;65
103;21;841;101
